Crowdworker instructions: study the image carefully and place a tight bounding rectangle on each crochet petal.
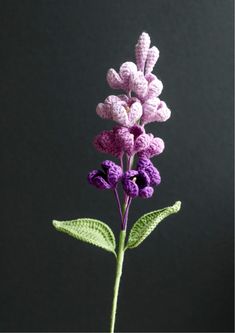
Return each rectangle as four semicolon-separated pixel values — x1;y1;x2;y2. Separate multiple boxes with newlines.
111;103;129;126
101;160;117;171
134;133;151;152
128;101;143;126
130;71;148;99
92;176;111;190
124;170;139;179
96;103;112;119
105;95;122;104
154;101;171;122
139;186;154;198
142;100;171;124
119;62;137;83
87;170;101;185
145;46;159;74
135;32;151;72
140;137;165;158
145;73;163;98
141;163;161;186
148;167;161;186
143;97;161;114
115;126;135;156
106;68;124;89
137;157;153;169
142;97;160;124
122;179;139;198
93;130;121;157
116;94;130;103
107;165;123;187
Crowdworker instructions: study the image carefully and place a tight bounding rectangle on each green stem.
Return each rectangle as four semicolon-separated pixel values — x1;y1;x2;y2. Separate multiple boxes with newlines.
110;230;126;333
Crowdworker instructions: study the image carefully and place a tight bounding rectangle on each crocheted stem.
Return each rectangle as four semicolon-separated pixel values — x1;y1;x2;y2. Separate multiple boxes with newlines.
110;230;126;333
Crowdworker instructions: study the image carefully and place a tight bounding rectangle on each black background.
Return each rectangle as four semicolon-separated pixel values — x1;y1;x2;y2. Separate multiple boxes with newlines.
0;0;233;332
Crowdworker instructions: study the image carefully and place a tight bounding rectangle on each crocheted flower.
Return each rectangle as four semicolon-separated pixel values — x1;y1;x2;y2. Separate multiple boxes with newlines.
96;94;142;127
115;125;165;158
135;32;151;72
106;62;149;99
88;160;122;190
138;134;165;158
106;62;137;91
134;33;164;102
122;158;160;198
144;73;163;100
105;33;166;108
94;125;164;158
137;157;161;186
135;32;159;75
93;129;123;158
142;97;171;125
115;125;151;156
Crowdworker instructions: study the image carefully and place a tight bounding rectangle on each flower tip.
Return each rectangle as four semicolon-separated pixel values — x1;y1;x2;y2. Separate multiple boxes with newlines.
151;45;159;55
138;31;150;41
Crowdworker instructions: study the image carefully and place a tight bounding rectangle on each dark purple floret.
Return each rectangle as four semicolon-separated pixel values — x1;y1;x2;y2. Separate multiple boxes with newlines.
137;157;161;186
122;169;153;198
88;160;122;190
122;157;161;199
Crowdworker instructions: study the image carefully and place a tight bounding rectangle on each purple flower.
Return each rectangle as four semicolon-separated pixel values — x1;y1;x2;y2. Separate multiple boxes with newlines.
93;125;165;159
88;160;122;190
115;125;165;158
122;170;153;198
93;129;123;158
137;157;161;186
115;125;151;156
122;158;161;198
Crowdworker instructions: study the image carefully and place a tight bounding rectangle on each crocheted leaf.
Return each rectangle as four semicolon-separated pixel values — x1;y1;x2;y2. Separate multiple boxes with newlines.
52;218;116;255
126;201;181;249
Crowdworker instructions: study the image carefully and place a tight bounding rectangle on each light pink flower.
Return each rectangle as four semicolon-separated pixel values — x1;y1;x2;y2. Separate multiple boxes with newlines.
138;135;165;158
135;32;151;72
134;33;163;102
129;71;148;99
101;32;170;127
145;73;163;99
96;95;142;127
145;46;159;74
106;61;150;101
135;32;160;75
119;62;137;86
106;61;137;91
142;97;171;125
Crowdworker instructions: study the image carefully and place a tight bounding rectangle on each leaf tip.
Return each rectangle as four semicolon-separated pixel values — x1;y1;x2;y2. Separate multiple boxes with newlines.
52;220;60;229
174;201;181;212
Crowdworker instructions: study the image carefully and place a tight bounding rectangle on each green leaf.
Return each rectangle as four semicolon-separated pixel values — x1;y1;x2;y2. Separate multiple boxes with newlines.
52;218;116;256
126;201;181;250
